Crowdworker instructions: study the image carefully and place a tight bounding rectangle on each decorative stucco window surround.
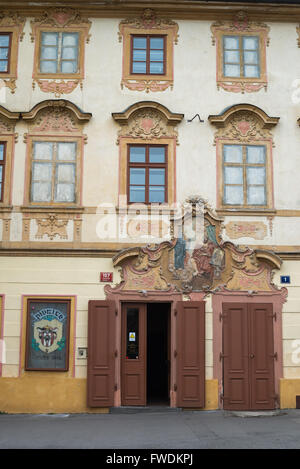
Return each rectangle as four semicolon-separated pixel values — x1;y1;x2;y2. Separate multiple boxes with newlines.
208;104;279;214
30;8;91;97
118;9;179;93
20;100;91;245
112;101;184;206
0;11;25;94
211;11;270;94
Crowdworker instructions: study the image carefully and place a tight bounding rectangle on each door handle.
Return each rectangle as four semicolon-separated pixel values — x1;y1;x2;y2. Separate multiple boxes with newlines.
249;353;255;359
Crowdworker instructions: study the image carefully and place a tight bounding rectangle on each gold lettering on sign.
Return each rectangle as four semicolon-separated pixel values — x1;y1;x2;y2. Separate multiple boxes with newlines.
225;221;267;240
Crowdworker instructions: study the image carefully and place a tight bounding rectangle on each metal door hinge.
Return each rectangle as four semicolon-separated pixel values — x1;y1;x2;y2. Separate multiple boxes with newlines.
219;352;226;361
272;312;277;321
174;350;178;358
220;393;224;402
174;384;177;391
174;309;177;316
219;313;226;322
271;352;278;361
114;384;118;391
114;350;118;358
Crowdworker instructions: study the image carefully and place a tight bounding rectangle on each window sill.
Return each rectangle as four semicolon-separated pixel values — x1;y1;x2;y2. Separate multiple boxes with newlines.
20;205;85;214
216;208;277;217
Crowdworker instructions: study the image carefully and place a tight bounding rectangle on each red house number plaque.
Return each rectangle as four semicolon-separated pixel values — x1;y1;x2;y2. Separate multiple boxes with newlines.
100;272;113;282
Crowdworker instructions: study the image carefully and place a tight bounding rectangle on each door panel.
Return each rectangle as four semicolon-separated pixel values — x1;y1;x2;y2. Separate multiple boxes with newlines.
121;303;146;406
176;301;205;408
223;303;249;410
249;303;275;410
223;302;275;411
87;300;116;407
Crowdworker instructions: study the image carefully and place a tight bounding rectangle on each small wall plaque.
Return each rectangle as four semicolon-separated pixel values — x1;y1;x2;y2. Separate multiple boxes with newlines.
280;275;290;284
100;272;113;283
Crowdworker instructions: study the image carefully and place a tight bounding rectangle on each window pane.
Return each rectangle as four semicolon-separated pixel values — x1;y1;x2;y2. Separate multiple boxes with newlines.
57;142;76;161
133;37;147;49
224;50;240;64
224;64;240;77
31;182;52;202
56;164;76;183
150;50;164;61
149;168;165;186
132;62;147;73
61;61;78;73
244;65;259;78
55;183;75;202
41;32;58;46
40;61;57;73
224;167;243;185
62;33;78;47
41;46;58;60
149;186;165;203
247;167;266;185
61;47;77;60
130;147;146;163
32;162;52;181
0;35;10;47
150;62;164;74
33;142;54;160
0;61;8;72
126;308;139;359
129;186;145;203
130;168;145;185
132;49;146;61
224;145;243;163
0;166;3;182
149;147;165;163
243;51;258;65
224;185;243;205
0;145;5;161
150;37;164;49
246;146;265;164
243;36;258;50
224;36;239;49
247;186;266;205
0;48;8;60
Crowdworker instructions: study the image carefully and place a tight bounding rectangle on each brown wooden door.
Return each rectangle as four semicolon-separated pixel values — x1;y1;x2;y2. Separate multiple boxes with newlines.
176;301;205;408
87;300;116;407
223;303;276;411
121;303;146;406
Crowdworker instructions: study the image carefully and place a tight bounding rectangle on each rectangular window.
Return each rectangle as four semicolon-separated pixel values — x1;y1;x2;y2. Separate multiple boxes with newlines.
0;33;11;73
0;143;6;202
223;144;266;206
25;299;70;371
128;145;167;204
131;35;165;75
40;32;79;74
31;141;77;203
223;35;260;79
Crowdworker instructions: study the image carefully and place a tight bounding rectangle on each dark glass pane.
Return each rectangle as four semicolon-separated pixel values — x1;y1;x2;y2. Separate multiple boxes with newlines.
149;146;165;163
150;37;164;49
0;35;10;47
0;60;8;72
149;62;164;74
126;308;139;359
132;61;147;73
130;146;146;163
130;168;145;185
0;166;2;183
133;37;147;49
0;144;4;161
149;186;165;203
149;168;165;185
129;186;145;203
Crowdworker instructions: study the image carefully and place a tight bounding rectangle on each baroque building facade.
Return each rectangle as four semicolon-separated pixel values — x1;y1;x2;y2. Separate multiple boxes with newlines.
0;0;300;412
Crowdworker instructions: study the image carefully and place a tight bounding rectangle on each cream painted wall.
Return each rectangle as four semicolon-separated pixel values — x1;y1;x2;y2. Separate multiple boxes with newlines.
0;17;300;248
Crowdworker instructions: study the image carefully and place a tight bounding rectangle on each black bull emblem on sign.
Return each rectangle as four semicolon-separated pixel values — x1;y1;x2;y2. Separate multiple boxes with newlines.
37;326;58;348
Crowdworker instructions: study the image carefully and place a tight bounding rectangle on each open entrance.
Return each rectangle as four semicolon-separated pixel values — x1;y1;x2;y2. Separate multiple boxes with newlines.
147;303;170;406
121;302;170;406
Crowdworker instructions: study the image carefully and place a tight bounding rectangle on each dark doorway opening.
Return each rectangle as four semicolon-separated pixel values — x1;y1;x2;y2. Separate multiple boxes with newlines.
147;303;170;406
